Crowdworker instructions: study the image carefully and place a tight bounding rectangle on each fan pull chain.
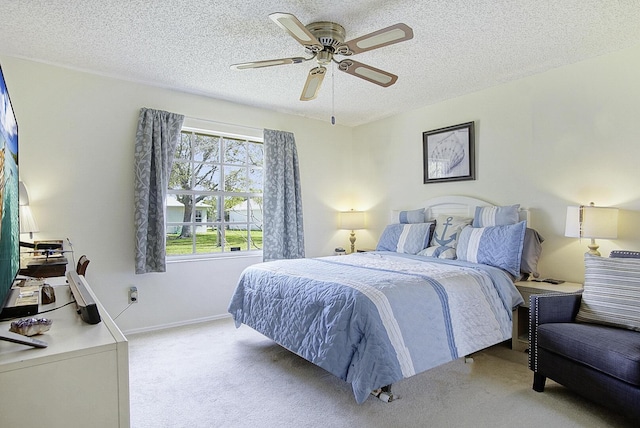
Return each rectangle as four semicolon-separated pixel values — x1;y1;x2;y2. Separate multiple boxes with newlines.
331;64;336;125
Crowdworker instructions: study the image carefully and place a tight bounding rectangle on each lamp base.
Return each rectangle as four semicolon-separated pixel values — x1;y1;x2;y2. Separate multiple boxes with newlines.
349;231;356;254
587;239;601;256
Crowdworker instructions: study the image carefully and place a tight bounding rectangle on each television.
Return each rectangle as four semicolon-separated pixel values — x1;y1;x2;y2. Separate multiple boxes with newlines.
0;63;20;317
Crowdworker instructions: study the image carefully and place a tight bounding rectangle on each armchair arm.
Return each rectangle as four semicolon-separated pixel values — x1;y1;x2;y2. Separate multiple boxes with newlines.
528;291;582;372
530;291;583;325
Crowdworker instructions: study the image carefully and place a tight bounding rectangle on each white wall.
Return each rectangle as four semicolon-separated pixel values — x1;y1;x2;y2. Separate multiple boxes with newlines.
352;43;640;283
2;57;353;333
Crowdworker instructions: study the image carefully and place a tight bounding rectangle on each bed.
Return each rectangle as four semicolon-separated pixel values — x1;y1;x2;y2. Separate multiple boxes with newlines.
228;196;537;403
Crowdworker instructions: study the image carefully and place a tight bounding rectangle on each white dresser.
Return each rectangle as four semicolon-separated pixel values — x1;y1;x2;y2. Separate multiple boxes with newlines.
0;276;129;428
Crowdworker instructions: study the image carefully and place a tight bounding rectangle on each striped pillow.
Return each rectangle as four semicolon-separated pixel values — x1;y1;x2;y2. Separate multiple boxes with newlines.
472;204;520;227
456;221;526;277
391;208;426;224
576;254;640;331
376;222;434;254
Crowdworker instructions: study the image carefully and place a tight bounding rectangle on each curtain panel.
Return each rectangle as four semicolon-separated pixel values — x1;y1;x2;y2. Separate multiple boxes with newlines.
263;129;305;261
134;108;184;273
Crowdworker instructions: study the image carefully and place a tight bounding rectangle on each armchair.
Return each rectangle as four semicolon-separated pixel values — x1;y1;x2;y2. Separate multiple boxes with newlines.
529;253;640;422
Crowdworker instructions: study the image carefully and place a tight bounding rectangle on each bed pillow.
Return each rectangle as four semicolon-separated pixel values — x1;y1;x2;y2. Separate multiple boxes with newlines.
520;228;544;279
472;204;520;227
376;222;434;254
420;215;472;259
456;221;526;277
575;254;640;331
391;208;426;224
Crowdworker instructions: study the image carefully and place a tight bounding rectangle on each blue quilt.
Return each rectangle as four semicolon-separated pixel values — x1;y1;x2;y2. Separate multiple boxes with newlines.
228;251;523;403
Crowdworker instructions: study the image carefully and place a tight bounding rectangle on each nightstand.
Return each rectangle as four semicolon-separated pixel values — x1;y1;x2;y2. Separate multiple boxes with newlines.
512;280;583;352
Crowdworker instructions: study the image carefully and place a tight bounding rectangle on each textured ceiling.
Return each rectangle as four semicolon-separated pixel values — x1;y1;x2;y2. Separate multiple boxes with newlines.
2;0;640;127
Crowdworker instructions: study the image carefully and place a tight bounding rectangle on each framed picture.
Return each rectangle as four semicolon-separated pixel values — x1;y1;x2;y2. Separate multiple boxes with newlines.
423;121;475;183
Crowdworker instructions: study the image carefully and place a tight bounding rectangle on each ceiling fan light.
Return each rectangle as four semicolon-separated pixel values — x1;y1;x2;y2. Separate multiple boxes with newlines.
354;66;393;84
356;28;408;50
238;14;413;100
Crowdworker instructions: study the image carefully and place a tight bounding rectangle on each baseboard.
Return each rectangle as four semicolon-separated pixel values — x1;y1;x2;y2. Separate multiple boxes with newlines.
122;313;232;336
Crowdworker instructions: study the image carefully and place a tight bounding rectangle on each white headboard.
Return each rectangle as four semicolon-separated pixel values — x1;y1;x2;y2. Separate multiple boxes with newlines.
421;195;530;223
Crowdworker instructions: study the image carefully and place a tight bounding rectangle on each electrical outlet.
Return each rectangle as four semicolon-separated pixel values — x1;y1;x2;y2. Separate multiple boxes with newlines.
129;286;138;304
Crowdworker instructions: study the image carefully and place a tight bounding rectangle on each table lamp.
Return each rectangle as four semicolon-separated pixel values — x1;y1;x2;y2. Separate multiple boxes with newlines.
19;181;39;239
564;202;618;256
339;210;366;253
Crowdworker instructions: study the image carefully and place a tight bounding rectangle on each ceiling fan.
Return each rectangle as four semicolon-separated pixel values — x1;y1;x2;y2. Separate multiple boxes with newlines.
231;13;414;101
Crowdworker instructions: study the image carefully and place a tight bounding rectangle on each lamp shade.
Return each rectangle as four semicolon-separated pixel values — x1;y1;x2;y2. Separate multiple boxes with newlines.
20;205;39;234
565;205;618;239
339;211;366;230
18;181;30;206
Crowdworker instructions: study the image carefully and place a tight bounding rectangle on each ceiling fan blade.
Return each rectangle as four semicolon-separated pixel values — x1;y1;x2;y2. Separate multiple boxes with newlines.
337;59;398;87
230;57;309;70
300;66;326;101
337;23;413;55
269;12;324;52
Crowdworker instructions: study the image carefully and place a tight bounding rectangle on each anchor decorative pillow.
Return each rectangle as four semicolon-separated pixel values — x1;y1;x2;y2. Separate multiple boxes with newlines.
418;214;473;259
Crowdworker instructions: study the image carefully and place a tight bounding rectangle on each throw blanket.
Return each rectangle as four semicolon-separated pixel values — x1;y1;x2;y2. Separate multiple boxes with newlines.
228;252;522;403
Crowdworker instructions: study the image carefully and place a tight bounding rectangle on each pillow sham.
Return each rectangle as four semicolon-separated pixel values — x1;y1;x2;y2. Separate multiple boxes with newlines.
391;208;426;224
456;221;526;277
575;254;640;332
472;204;520;227
520;228;544;279
376;222;434;254
420;215;472;259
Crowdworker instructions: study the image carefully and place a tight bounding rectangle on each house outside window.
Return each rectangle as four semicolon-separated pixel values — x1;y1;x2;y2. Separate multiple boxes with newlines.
166;127;263;257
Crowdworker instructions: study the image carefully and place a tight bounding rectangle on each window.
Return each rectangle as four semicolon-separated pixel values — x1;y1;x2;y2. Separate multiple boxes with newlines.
166;128;263;257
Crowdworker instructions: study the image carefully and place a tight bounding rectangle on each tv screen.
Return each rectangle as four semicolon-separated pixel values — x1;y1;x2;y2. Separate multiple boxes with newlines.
0;63;19;311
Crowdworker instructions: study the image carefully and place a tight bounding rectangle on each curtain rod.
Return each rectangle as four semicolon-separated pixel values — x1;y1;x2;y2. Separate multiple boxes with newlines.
183;115;264;133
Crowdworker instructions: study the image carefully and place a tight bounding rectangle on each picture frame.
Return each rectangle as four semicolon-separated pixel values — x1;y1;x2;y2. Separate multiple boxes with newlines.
423;121;475;183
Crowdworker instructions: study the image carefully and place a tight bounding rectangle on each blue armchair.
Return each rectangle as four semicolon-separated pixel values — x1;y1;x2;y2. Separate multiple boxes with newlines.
529;252;640;423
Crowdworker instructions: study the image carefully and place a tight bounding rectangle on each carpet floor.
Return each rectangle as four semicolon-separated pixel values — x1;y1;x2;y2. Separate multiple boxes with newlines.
129;318;633;428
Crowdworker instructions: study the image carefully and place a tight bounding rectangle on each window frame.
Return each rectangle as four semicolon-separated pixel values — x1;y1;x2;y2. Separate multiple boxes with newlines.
166;124;264;260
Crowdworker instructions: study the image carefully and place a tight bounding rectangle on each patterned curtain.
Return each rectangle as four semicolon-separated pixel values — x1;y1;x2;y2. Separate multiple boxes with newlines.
134;108;184;273
262;129;305;261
